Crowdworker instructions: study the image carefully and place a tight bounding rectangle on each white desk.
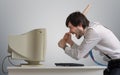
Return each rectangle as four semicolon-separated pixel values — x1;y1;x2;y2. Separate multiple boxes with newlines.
8;66;106;75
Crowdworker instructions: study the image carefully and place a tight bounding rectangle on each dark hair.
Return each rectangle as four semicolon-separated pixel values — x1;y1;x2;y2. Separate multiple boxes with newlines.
66;11;89;29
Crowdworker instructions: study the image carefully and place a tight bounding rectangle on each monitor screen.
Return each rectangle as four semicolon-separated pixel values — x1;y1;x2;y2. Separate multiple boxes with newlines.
8;28;46;66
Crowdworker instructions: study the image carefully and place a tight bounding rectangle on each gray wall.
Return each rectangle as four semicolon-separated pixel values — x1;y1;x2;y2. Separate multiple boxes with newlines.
0;0;120;75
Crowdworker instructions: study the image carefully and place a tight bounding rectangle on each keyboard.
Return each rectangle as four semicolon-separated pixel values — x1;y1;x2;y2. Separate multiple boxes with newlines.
55;63;84;66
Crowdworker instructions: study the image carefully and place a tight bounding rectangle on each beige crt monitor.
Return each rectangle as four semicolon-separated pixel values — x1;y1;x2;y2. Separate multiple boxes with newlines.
8;28;46;66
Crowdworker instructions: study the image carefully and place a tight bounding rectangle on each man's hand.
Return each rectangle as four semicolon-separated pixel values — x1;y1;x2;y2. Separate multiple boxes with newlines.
58;39;66;49
58;32;74;49
63;32;74;47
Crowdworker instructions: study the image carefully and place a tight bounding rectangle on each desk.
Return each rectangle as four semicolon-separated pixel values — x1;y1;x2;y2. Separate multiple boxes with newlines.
8;66;106;75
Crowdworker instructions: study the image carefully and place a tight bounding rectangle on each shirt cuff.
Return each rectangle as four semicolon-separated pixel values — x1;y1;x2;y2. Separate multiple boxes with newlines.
71;43;78;49
63;45;68;50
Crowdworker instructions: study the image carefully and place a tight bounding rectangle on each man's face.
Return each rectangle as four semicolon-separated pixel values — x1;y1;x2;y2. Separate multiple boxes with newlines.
68;22;84;39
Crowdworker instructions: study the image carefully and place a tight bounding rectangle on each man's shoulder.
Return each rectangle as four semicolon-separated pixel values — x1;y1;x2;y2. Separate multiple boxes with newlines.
88;22;103;29
89;21;101;26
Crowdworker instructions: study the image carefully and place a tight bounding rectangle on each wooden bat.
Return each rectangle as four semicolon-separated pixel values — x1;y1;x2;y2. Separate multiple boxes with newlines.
82;4;91;15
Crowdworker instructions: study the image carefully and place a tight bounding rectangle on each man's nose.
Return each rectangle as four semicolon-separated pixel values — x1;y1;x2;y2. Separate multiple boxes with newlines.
69;31;73;34
69;29;72;33
69;30;72;34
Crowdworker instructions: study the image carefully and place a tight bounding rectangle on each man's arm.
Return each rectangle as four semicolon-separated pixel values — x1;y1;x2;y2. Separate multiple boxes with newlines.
64;29;101;60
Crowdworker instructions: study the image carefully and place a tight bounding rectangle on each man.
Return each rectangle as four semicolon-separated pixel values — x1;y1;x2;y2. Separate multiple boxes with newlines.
58;11;120;75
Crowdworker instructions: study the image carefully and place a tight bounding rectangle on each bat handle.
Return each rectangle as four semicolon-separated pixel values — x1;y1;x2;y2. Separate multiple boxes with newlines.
82;4;91;15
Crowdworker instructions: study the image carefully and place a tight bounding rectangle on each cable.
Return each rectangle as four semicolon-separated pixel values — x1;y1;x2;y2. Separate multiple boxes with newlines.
8;56;21;67
2;55;21;74
89;50;107;66
2;55;10;74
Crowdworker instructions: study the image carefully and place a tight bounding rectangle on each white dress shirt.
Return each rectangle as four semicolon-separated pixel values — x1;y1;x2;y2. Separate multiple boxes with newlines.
65;22;120;61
